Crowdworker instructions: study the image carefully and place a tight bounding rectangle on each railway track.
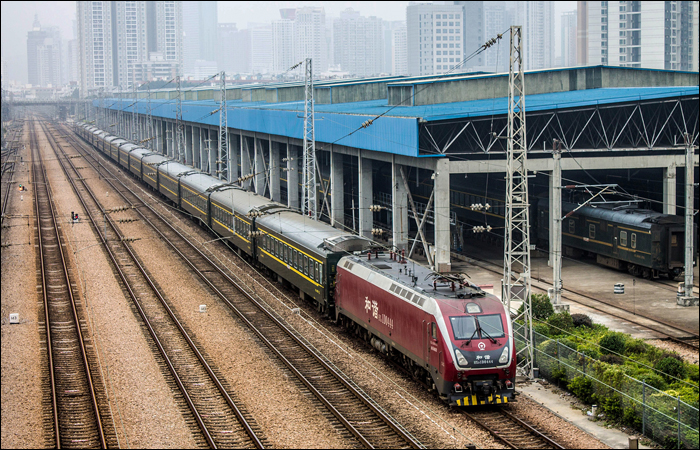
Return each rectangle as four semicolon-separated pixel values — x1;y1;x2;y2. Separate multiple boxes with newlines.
463;407;564;449
2;123;22;229
41;119;265;449
457;251;699;352
63;121;422;449
30;119;115;448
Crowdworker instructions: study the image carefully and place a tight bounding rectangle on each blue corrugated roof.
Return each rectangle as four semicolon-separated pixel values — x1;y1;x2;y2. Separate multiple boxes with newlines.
98;85;698;157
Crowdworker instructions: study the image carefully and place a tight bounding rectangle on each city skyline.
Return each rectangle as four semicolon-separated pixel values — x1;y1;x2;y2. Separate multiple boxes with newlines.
2;1;577;86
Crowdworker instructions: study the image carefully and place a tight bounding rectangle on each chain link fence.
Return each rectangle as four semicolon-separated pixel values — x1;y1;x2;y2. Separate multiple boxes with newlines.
514;324;699;449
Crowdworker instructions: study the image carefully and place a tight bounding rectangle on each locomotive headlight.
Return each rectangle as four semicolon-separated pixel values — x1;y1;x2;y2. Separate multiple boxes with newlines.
454;349;468;367
498;346;509;364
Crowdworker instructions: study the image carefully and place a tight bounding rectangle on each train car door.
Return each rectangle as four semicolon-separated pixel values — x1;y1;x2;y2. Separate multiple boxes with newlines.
669;229;683;266
612;226;619;257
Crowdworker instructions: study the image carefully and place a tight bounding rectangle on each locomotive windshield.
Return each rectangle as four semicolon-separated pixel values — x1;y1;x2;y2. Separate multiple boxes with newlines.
477;314;505;338
450;314;505;340
450;316;476;339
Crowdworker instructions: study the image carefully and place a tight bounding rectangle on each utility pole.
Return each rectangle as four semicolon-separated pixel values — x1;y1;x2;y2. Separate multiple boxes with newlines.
146;82;153;150
682;133;696;301
550;139;569;313
176;76;184;163
218;71;228;181
302;58;317;220
503;25;534;378
131;75;138;143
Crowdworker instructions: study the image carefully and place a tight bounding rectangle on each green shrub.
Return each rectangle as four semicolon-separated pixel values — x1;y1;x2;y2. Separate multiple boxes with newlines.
687;364;699;383
600;354;624;365
664;385;699;406
637;372;667;391
571;313;593;328
599;331;627;355
568;375;595;404
600;395;623;422
622;405;642;429
655;357;687;383
623;338;647;355
551;366;569;386
576;342;601;360
547;312;574;334
533;322;550;337
520;293;554;320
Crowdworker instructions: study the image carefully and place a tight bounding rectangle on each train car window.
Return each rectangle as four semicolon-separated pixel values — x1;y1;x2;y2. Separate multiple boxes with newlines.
431;322;438;340
620;230;627;247
450;316;476;339
569;219;575;234
294;250;299;269
319;263;323;280
589;224;595;239
304;256;309;275
631;233;636;249
314;262;319;282
477;314;505;338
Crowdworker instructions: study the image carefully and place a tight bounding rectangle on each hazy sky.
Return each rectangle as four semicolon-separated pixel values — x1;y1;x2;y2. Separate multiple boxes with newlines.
1;1;576;85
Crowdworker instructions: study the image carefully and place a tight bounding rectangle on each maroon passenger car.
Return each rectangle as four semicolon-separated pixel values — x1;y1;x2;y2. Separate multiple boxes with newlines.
335;251;516;406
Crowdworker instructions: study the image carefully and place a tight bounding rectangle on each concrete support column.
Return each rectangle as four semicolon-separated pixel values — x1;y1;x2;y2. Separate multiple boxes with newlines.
358;152;373;239
254;135;266;195
434;158;451;273
230;133;239;182
663;164;677;215
392;157;408;251
241;135;252;190
165;121;171;157
185;125;193;166
549;170;556;267
287;142;299;209
270;139;281;202
330;147;344;228
192;126;201;168
209;128;218;175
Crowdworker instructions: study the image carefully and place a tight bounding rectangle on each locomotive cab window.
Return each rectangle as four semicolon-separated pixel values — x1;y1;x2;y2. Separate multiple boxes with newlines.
620;230;627;247
478;314;505;338
631;233;636;249
589;224;595;239
450;316;476;340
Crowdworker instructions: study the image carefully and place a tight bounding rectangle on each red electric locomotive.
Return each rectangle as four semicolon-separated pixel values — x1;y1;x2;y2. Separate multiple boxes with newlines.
335;250;516;406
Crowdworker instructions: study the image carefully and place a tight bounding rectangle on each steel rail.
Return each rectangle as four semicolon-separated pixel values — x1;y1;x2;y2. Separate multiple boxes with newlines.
31;119;107;448
44;120;263;449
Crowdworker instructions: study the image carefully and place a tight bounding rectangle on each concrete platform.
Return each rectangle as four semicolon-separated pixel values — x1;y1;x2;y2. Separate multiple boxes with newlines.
518;380;651;449
447;240;698;340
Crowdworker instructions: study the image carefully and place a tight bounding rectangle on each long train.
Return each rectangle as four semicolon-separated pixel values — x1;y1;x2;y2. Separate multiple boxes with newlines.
74;122;516;406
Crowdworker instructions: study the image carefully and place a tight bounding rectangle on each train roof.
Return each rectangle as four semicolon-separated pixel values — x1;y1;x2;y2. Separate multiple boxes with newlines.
256;211;371;256
564;202;684;228
158;160;194;178
141;153;170;166
339;252;506;317
209;186;275;215
179;171;221;192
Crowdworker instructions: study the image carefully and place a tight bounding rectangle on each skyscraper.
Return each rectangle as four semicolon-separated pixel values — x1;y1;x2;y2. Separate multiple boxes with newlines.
578;1;699;70
77;1;183;96
217;23;238;75
515;1;555;70
272;19;295;73
561;10;577;67
294;7;327;74
406;2;464;76
27;15;63;87
183;1;218;77
392;26;407;75
251;25;273;74
333;8;384;77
